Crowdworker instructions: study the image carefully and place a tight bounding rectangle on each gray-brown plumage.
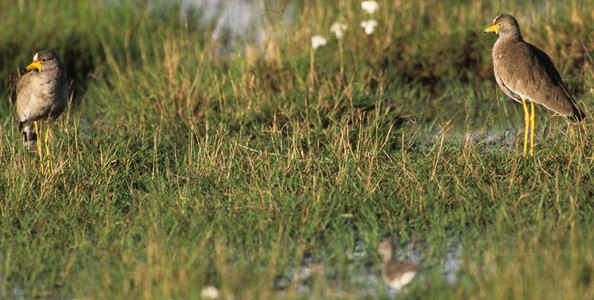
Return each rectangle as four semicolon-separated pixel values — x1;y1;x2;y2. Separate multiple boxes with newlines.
484;14;584;156
379;240;420;290
16;50;68;150
485;14;583;121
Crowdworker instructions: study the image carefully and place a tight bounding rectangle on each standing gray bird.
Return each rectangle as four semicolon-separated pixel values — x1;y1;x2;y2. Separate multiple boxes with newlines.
484;14;584;156
379;240;420;291
16;50;68;153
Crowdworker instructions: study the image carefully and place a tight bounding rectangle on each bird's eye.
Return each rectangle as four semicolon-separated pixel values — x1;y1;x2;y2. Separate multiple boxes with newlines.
498;23;502;27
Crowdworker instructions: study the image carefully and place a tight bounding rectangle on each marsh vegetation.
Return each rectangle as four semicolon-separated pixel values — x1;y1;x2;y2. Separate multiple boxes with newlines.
0;0;592;298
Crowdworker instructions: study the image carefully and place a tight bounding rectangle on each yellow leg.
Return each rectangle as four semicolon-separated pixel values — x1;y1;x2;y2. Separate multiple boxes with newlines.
44;125;51;157
34;121;44;174
521;99;530;155
530;102;535;157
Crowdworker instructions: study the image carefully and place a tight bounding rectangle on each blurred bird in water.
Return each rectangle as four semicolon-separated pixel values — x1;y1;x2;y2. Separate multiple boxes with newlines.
379;240;420;290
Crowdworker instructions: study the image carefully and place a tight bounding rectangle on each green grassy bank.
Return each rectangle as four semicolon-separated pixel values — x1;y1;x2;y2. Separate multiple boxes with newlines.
0;0;593;298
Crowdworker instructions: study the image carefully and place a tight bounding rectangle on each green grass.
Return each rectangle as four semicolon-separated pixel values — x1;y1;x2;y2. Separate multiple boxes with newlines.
0;0;593;298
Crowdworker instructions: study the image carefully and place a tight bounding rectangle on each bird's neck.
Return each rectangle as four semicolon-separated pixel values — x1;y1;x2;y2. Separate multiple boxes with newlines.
493;34;523;53
497;33;523;45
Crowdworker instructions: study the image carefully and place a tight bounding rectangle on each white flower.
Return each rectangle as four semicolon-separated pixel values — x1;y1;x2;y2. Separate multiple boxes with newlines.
360;20;378;35
311;35;328;49
361;1;379;14
200;285;219;299
330;22;347;39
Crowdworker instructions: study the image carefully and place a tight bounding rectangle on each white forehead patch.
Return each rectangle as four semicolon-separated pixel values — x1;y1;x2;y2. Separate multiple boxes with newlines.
33;53;39;61
493;14;502;24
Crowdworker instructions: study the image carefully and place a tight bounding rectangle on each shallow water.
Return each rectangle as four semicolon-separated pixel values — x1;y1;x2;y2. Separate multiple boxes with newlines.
276;238;463;298
0;277;25;300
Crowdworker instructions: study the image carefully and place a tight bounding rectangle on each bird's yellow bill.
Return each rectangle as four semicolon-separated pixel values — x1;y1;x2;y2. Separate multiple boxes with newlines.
484;24;498;35
26;61;42;72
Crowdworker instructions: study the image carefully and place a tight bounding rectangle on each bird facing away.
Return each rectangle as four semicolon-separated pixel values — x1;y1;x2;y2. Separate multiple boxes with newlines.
484;14;584;156
378;240;420;290
16;50;68;154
